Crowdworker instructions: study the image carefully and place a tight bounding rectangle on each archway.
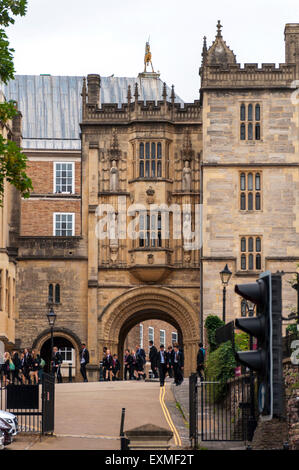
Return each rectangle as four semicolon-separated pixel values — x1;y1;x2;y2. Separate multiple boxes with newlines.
33;328;82;380
99;286;200;377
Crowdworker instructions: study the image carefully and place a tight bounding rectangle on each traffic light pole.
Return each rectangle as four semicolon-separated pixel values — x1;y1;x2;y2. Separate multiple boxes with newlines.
248;334;256;440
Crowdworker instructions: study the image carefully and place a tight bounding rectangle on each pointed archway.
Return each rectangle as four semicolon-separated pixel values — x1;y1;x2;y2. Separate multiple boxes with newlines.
98;286;200;376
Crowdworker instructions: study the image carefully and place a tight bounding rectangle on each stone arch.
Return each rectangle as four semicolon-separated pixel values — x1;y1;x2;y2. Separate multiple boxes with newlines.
99;286;200;376
32;327;82;380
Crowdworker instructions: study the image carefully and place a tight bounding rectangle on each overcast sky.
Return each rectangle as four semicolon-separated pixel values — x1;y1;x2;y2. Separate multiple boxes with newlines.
6;0;299;102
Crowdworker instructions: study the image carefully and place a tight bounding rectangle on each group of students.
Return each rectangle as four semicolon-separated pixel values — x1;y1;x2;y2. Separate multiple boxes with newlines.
123;345;147;381
149;341;184;387
102;347;121;381
0;349;46;386
123;341;184;387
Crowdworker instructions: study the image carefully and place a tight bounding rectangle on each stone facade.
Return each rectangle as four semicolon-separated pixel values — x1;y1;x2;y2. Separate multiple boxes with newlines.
0;91;20;351
4;21;299;381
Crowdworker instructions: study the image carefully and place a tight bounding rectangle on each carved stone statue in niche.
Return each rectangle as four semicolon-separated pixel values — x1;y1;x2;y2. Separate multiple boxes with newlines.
110;160;119;191
182;160;192;192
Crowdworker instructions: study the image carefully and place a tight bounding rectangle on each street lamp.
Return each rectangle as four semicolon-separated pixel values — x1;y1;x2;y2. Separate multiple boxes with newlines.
220;264;232;324
47;307;56;369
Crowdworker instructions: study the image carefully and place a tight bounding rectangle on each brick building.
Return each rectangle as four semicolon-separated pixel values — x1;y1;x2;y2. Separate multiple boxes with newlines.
2;22;299;380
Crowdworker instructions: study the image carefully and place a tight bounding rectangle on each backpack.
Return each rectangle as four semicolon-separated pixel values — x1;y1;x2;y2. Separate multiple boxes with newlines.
40;358;46;369
9;361;15;371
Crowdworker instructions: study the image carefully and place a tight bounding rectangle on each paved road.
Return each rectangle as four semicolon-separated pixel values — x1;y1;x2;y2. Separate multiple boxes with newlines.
8;379;186;450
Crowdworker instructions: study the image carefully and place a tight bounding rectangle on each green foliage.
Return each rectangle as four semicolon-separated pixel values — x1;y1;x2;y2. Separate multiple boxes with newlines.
234;331;250;351
204;315;225;352
286;323;299;336
0;135;32;198
0;1;28;83
0;0;32;202
205;340;237;402
0;1;27;27
0;28;14;83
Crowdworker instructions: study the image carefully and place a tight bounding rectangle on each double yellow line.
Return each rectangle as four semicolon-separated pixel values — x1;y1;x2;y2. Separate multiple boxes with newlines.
159;385;182;447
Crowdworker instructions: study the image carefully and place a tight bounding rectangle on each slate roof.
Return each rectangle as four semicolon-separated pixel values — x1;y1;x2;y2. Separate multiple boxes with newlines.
4;75;184;150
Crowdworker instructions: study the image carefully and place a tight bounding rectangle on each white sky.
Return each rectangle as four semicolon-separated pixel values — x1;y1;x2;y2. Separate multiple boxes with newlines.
6;0;299;102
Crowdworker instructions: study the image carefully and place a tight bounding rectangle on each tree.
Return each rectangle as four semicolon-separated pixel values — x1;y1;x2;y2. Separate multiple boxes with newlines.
0;0;32;203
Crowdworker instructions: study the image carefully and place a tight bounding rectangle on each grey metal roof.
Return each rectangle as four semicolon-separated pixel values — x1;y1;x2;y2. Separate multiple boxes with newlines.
4;75;184;150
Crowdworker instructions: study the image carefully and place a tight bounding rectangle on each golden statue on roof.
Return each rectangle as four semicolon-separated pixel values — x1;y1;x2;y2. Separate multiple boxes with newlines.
144;40;155;73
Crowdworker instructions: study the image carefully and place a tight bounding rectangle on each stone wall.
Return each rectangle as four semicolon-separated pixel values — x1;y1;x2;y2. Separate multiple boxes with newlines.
284;359;299;450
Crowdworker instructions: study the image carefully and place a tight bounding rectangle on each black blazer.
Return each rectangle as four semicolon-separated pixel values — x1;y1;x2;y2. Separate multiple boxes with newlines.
173;350;184;368
157;350;168;367
149;346;158;363
80;348;90;365
103;354;113;369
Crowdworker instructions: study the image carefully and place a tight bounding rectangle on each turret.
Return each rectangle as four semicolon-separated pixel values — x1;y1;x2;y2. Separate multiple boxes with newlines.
285;23;299;69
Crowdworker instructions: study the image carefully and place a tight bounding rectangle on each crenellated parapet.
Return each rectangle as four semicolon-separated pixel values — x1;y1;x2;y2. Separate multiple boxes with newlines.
82;84;202;124
200;62;297;89
200;21;298;89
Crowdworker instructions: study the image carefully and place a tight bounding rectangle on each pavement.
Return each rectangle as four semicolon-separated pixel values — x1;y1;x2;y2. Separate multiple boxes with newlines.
6;378;188;451
171;378;247;450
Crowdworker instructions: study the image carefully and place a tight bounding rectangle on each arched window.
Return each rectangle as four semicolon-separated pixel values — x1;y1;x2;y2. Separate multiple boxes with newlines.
240;173;246;190
255;123;260;140
241;299;247;317
248;104;253;121
248;123;253;140
240;193;246;210
248;192;253;210
248;237;254;252
139;143;144;177
139;142;162;178
55;284;60;304
240;103;261;141
255;104;260;121
241;237;246;252
256;237;261;252
48;284;53;303
240;236;262;271
240;123;246;140
256;254;261;270
255;173;260;190
248;173;253;190
255;192;261;210
241;254;246;270
240;104;246;121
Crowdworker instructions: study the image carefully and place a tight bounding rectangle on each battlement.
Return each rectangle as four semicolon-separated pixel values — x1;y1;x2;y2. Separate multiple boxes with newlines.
82;98;202;124
200;62;297;89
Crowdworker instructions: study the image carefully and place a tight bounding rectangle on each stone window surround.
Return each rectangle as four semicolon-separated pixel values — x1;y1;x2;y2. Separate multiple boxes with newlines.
130;138;171;180
240;234;262;272
239;170;262;212
239;101;262;142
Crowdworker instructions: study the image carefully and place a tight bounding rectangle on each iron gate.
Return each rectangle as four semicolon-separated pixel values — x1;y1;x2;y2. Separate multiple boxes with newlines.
0;371;55;434
189;374;256;446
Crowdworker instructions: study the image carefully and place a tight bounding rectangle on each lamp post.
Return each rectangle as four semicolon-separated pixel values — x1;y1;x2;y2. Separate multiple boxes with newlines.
220;264;232;324
47;307;57;372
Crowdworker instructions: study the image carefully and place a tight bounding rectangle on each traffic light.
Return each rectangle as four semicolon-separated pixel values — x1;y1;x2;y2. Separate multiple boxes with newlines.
234;271;283;419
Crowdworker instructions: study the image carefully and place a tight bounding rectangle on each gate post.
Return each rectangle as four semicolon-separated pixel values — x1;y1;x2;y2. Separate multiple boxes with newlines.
189;373;198;449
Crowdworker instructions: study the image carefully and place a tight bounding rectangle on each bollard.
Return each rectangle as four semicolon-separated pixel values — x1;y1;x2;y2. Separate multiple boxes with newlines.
68;364;72;383
99;361;104;381
120;407;130;450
